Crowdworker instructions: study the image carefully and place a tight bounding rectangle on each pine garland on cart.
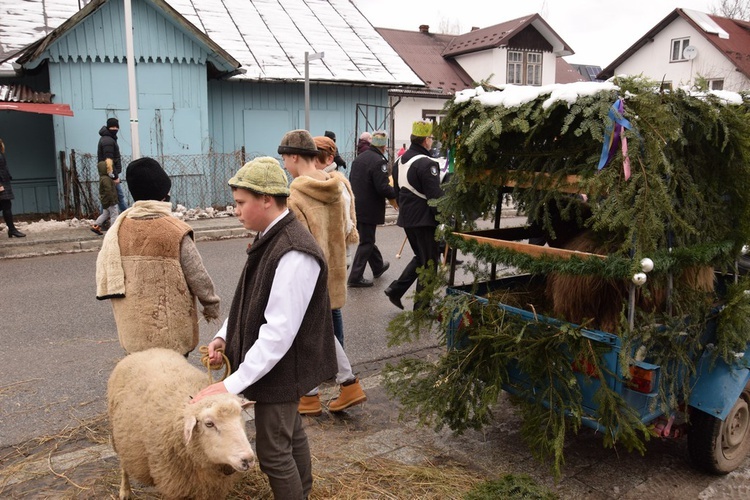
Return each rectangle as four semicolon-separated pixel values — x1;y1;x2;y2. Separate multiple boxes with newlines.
383;76;750;477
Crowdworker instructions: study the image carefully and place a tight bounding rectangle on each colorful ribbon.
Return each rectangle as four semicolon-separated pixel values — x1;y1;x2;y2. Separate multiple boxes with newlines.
598;98;632;179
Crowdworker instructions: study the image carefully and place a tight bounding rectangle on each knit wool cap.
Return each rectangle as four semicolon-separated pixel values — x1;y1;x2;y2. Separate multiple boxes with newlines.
107;117;119;129
371;131;388;148
277;129;319;156
324;130;336;142
126;157;172;201
411;121;433;137
314;136;337;157
228;156;290;197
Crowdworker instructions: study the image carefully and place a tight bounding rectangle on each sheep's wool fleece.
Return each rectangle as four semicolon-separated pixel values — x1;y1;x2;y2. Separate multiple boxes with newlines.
111;214;198;354
289;174;349;309
107;348;246;499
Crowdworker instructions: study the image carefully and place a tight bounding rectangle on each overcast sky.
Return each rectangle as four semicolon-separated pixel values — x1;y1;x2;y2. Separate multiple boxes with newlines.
353;0;716;67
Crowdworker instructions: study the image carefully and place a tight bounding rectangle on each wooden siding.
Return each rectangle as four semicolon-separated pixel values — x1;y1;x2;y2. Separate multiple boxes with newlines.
49;60;208;158
46;0;208;65
208;81;388;161
0;70;59;214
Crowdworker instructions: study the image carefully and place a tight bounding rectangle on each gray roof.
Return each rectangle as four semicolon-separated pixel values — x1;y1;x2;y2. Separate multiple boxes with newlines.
0;0;424;86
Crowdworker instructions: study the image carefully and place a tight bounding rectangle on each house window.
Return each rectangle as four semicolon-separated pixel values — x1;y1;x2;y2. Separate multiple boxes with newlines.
671;38;690;62
526;53;542;86
708;79;724;91
507;51;523;84
507;50;543;85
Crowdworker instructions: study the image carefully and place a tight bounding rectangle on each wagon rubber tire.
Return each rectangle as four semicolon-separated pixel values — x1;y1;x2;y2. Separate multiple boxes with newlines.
688;381;750;474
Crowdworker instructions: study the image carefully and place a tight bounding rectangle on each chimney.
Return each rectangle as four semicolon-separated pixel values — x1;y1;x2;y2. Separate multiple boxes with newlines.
471;26;480;32
419;25;429;33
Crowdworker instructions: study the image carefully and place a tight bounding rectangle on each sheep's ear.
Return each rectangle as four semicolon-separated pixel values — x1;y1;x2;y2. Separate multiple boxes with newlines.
241;399;255;409
183;416;197;445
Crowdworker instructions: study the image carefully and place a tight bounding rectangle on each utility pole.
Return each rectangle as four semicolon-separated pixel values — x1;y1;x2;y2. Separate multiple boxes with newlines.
124;0;140;159
304;51;324;131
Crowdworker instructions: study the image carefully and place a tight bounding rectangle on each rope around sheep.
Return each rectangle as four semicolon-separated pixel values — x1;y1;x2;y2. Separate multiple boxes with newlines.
198;345;231;385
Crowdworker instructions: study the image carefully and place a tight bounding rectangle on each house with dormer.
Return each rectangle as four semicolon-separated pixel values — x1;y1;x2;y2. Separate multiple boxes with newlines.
377;14;576;147
0;0;422;214
598;8;750;91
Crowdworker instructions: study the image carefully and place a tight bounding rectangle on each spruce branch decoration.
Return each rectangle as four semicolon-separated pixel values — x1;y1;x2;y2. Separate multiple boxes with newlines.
384;77;750;478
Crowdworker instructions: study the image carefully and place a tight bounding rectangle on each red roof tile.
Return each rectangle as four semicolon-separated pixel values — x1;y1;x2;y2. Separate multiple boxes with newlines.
376;27;474;95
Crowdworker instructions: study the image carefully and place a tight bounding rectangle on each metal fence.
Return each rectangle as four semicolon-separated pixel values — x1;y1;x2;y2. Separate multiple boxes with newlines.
58;147;362;219
59;149;258;219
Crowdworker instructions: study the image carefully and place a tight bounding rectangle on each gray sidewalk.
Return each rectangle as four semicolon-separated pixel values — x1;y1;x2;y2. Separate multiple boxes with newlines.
0;205;401;259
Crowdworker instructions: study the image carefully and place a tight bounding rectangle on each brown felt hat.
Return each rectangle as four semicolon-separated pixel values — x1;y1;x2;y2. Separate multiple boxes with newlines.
277;129;319;156
313;136;337;157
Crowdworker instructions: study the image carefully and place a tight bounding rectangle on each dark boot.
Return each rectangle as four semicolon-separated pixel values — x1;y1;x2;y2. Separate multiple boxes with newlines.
8;227;26;238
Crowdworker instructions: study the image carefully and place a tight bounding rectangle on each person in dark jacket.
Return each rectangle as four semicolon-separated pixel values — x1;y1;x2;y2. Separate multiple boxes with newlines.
0;138;25;238
348;131;396;287
384;121;444;311
97;118;127;212
324;130;347;171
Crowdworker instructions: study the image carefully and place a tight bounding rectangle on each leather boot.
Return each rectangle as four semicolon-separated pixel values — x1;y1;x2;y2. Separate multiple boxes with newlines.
8;227;26;238
298;394;322;416
328;378;367;412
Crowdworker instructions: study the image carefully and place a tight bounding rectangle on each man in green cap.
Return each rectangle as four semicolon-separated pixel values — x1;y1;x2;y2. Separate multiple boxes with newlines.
192;156;337;499
385;120;444;311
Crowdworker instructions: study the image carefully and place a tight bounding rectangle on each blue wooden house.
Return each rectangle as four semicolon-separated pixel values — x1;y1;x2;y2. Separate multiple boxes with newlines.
0;0;423;214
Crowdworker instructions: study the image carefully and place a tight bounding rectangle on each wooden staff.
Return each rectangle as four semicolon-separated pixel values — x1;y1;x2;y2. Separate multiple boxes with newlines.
396;235;408;259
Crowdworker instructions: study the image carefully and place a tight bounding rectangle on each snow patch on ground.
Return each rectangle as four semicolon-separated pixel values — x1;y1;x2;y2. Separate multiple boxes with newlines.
1;205;236;234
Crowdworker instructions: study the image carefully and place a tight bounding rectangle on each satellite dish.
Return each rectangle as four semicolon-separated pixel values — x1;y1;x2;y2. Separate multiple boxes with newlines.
683;45;698;60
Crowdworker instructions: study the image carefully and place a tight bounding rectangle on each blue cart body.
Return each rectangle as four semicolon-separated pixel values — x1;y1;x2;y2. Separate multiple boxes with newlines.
447;274;750;429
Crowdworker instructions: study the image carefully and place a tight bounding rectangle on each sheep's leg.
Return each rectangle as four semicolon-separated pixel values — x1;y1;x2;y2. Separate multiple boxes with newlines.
119;468;132;500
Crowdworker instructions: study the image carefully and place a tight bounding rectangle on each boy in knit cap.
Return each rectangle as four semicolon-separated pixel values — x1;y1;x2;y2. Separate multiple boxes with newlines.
279;129;368;416
95;157;220;356
193;157;337;499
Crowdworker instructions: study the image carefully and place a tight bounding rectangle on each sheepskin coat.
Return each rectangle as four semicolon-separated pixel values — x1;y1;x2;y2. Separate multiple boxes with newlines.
110;216;202;354
225;211;337;403
289;173;349;309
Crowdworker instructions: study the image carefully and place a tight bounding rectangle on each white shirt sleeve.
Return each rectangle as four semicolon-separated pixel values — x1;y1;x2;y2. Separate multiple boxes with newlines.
219;249;321;395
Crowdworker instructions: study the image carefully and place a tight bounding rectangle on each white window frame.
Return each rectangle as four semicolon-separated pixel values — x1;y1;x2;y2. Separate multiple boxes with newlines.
506;50;543;85
708;79;724;91
526;52;542;86
671;37;690;62
507;51;523;85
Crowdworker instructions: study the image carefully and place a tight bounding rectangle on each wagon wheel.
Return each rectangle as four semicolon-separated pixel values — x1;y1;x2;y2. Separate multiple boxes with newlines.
688;381;750;474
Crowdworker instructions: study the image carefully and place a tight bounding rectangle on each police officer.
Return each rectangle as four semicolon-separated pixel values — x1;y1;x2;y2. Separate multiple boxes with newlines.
384;121;443;310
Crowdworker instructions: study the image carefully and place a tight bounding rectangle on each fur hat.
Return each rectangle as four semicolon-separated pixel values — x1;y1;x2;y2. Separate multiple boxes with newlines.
277;130;319;156
324;130;336;142
126;157;171;201
229;157;290;197
314;136;337;157
107;118;119;129
411;121;433;137
371;131;388;148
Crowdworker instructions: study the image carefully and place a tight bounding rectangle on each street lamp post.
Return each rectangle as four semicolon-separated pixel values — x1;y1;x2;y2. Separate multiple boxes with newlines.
304;51;325;131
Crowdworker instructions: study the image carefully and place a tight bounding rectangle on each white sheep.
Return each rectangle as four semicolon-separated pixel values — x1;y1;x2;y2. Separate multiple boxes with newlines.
107;348;255;500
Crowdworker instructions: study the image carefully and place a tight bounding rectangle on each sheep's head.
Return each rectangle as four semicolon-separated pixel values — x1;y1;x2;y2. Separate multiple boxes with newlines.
183;394;255;472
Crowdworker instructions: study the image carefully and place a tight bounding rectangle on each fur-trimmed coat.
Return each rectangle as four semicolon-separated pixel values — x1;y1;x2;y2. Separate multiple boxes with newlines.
289;174;349;309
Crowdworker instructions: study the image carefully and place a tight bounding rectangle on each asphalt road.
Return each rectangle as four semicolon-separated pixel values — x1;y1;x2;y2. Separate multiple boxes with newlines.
0;223;446;448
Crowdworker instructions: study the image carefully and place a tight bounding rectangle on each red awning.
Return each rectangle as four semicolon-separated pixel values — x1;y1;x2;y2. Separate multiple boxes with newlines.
0;102;74;116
